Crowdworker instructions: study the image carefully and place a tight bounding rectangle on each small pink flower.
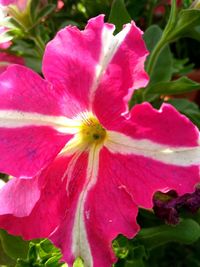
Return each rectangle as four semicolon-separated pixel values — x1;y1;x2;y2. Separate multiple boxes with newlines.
57;0;64;10
154;0;182;16
0;15;199;267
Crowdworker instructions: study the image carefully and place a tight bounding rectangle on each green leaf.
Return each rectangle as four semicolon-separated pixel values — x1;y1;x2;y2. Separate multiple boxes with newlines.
167;98;200;129
136;219;200;251
113;236;129;259
0;17;22;30
184;25;200;41
143;25;173;84
108;0;131;33
0;29;15;43
45;255;63;267
30;0;40;22
146;76;200;95
167;98;199;111
40;239;58;254
169;9;200;41
35;4;56;23
0;230;29;260
0;238;15;266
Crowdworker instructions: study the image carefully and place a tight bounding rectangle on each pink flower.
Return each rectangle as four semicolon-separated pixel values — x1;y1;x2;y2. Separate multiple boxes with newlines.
57;0;64;10
0;15;199;267
154;0;182;16
0;52;24;73
0;0;28;11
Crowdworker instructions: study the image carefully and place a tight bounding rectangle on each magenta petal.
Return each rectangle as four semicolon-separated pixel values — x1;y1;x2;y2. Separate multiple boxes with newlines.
0;177;40;217
93;22;149;128
0;65;65;116
0;53;24;74
0;155;71;239
119;102;199;146
50;149;139;267
0;126;69;177
43;15;149;119
0;0;28;10
104;103;200;208
43;15;104;117
0;65;70;177
102;148;199;209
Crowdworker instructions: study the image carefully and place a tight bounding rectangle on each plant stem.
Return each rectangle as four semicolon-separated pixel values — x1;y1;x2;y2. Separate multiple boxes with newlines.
146;36;167;76
146;0;177;76
31;35;45;57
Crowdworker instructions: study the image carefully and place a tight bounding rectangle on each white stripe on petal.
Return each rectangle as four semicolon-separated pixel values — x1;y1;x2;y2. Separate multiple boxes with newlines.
0;110;81;134
0;179;5;189
89;24;131;105
72;145;101;267
105;131;200;166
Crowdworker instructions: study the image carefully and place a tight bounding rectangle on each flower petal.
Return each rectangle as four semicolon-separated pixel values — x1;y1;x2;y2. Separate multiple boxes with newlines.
0;52;24;74
0;65;72;177
92;22;149;127
43;15;148;119
115;102;200;146
0;155;71;239
104;103;200;207
0;177;40;217
50;147;139;267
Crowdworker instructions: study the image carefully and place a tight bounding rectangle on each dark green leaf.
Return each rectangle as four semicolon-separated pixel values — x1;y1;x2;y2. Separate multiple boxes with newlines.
136;219;200;251
169;9;200;41
144;25;173;83
167;98;200;128
30;0;40;22
0;238;15;266
108;0;131;33
35;4;56;23
146;77;200;95
45;255;63;267
172;58;194;76
167;98;199;111
0;230;29;260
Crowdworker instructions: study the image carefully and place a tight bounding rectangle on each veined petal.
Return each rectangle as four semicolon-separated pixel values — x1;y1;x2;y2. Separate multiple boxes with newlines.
43;15;149;120
0;177;40;217
0;65;67;116
43;15;104;117
100;147;199;209
0;65;76;177
0;155;71;239
50;146;139;267
103;103;200;208
116;102;200;146
92;21;149;128
105;131;200;166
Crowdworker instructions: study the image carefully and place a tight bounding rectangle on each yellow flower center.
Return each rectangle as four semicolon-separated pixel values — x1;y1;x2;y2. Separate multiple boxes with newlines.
79;115;107;145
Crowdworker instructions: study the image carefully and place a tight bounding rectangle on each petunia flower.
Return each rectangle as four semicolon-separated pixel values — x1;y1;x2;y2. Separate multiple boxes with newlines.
0;15;199;267
0;0;28;11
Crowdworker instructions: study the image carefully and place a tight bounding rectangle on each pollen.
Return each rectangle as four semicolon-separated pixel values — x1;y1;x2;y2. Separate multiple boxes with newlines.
79;115;107;145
